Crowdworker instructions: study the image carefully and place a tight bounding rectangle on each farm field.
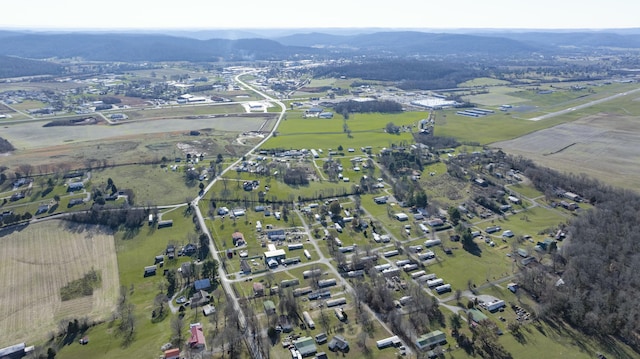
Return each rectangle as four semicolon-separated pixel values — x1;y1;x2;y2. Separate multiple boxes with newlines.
2;115;268;150
493;113;640;191
0;220;119;348
0;124;257;174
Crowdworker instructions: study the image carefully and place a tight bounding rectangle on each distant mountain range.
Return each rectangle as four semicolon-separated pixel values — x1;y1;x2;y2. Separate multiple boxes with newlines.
0;29;638;63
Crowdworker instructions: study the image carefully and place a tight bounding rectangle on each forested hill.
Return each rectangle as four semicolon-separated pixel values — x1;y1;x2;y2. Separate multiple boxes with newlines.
0;30;638;62
313;59;482;90
277;31;538;56
0;55;63;78
0;33;316;62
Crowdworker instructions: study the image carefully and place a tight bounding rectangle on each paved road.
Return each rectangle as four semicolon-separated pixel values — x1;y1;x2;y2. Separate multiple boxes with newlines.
191;70;286;359
528;87;640;121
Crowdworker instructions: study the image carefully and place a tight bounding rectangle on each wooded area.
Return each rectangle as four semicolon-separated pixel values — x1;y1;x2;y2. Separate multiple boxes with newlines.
510;157;640;352
313;60;482;90
0;137;15;153
0;55;63;78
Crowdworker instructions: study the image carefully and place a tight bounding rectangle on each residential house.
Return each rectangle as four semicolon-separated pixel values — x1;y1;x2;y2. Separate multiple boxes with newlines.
240;259;251;274
328;335;349;352
253;282;264;297
232;231;246;247
190;290;210;309
35;204;50;215
415;330;446;351
67;182;84;192
194;278;212;292
315;332;328;344
188;323;205;349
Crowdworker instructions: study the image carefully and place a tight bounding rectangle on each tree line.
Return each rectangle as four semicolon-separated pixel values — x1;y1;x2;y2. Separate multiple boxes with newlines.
332;99;402;115
0;137;15;153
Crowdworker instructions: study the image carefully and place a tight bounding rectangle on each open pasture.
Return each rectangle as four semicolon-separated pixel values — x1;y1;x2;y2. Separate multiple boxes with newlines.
0;116;262;173
0;220;119;347
2;114;266;150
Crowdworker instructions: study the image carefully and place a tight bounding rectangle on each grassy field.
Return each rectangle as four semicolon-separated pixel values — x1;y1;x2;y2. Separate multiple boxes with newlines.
264;112;421;150
0;221;120;348
434;110;571;145
119;103;246;121
90;164;201;206
458;77;512;87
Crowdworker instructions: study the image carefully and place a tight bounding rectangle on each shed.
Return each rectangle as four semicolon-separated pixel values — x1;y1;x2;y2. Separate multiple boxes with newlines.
143;265;157;277
263;300;276;315
202;304;216;316
164;348;180;359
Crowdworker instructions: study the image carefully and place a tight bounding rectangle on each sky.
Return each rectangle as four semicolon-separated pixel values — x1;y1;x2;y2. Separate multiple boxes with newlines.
2;0;639;30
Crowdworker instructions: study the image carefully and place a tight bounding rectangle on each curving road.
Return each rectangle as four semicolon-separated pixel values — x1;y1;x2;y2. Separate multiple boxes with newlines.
191;71;286;359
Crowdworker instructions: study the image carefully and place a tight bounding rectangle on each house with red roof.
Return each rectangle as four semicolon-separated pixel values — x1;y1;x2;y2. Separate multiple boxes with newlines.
188;323;206;349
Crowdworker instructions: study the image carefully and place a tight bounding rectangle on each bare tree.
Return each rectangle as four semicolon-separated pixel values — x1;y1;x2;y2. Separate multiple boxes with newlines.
171;315;184;349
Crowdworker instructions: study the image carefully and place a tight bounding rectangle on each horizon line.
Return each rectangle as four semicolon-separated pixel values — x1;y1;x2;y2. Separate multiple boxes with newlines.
2;26;639;32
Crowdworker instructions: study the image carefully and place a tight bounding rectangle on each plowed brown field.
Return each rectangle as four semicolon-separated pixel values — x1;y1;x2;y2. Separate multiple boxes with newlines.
0;220;119;347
